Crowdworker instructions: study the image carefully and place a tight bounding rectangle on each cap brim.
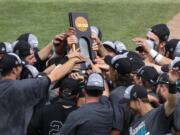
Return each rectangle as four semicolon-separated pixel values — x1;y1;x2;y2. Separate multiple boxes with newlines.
103;41;115;51
85;86;104;91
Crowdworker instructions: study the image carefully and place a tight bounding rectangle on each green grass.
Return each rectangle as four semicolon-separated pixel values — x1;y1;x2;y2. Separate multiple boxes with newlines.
0;0;180;50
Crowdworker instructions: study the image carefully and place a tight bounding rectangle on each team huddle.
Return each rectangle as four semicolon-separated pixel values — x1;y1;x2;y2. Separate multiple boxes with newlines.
0;23;180;135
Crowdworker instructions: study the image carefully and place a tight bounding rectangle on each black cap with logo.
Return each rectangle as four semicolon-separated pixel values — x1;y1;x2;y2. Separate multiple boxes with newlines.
0;53;25;75
149;24;170;42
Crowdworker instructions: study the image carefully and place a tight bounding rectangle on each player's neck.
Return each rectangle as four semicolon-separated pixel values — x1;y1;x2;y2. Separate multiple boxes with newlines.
85;96;100;104
1;74;16;81
139;103;153;116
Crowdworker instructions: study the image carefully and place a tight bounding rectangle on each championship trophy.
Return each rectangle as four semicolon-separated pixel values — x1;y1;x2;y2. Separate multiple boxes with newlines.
69;12;96;70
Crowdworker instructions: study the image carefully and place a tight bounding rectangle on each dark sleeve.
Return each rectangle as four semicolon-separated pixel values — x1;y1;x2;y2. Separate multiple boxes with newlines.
99;96;110;104
59;110;85;135
14;76;50;106
152;105;173;132
112;104;125;131
109;88;129;131
34;52;46;72
27;108;43;135
46;56;68;67
173;97;180;131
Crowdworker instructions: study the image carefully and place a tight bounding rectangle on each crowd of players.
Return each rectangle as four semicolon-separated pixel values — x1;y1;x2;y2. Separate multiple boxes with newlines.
0;24;180;135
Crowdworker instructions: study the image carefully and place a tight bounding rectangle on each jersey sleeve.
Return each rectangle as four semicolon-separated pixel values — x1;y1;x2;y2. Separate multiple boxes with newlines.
14;76;50;106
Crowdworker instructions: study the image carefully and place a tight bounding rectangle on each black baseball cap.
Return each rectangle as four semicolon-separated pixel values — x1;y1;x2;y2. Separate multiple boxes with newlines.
85;73;104;91
103;41;115;49
104;53;132;75
137;66;158;84
161;57;180;72
105;52;144;74
13;41;34;58
0;53;25;74
149;24;170;41
59;77;80;97
103;40;127;54
127;51;145;73
16;33;39;50
165;39;180;59
123;85;148;102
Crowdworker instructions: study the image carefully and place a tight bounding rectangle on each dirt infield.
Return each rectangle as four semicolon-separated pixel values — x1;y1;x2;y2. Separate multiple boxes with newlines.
167;12;180;39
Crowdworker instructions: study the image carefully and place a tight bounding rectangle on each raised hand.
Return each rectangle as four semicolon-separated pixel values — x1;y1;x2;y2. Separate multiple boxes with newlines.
132;37;150;53
67;27;78;50
67;51;85;64
69;72;85;81
52;33;67;46
168;69;180;84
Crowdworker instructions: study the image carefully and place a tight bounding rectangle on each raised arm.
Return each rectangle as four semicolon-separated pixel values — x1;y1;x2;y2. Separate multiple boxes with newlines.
91;33;109;57
38;42;53;61
47;52;84;83
164;69;179;117
133;37;172;65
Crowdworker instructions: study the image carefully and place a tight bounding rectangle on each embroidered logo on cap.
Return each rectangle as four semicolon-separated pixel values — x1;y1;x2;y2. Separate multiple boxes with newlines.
1;47;5;52
115;63;119;69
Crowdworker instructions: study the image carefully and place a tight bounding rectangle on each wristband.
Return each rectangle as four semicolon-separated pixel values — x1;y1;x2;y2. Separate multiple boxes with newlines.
153;53;159;60
168;83;177;94
150;49;158;59
154;54;163;63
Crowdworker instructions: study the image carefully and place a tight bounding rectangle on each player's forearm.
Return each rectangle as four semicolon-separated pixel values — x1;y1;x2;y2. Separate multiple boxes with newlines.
145;62;162;73
98;44;109;57
149;49;172;65
103;80;110;97
38;43;53;61
43;64;56;74
48;59;76;83
158;56;172;65
165;92;177;117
